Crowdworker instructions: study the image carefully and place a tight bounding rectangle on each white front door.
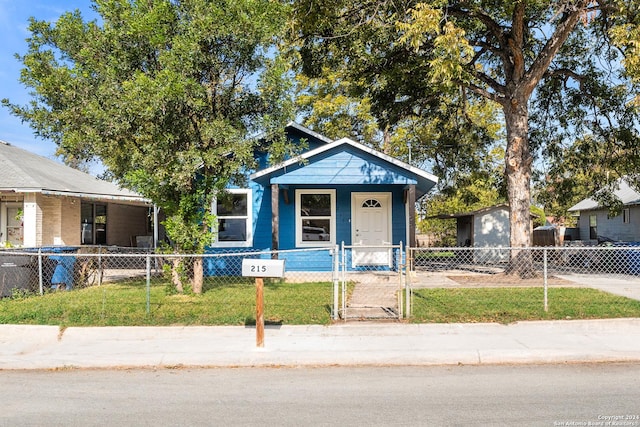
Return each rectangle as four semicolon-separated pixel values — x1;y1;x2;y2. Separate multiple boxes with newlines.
352;193;391;266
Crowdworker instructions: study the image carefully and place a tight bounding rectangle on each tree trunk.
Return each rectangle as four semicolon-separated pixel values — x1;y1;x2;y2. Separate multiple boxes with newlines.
172;256;184;293
192;256;203;294
504;96;535;277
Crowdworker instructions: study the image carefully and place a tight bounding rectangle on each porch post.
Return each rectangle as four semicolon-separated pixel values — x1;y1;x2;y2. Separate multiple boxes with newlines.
408;185;416;248
22;194;38;247
153;204;159;249
271;183;279;259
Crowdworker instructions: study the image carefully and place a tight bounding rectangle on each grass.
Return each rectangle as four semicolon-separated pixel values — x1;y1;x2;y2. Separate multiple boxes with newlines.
0;278;335;327
3;279;640;326
410;287;640;324
413;250;456;260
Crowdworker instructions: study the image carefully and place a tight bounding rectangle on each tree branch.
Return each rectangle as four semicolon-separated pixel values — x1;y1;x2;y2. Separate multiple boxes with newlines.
448;4;506;45
521;0;593;98
509;0;526;82
465;81;504;105
468;67;507;95
544;67;586;90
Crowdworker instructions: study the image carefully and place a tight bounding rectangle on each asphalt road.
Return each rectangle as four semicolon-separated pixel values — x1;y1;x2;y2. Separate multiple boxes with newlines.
2;363;639;426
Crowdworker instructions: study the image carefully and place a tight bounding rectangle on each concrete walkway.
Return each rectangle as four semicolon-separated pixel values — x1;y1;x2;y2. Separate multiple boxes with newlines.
557;274;640;301
2;319;640;370
3;272;640;370
345;272;401;320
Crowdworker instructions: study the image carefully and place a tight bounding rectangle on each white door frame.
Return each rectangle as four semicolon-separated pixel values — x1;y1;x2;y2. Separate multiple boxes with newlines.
351;192;392;267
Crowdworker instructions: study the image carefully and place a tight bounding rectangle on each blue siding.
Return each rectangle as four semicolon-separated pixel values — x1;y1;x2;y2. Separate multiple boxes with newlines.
271;147;418;186
203;126;434;275
276;184;407;249
279;250;334;272
206;184;409;274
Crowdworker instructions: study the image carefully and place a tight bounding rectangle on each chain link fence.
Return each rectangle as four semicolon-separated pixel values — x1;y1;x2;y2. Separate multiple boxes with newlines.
407;245;640;317
339;244;405;321
0;247;339;325
3;244;640;324
408;245;640;278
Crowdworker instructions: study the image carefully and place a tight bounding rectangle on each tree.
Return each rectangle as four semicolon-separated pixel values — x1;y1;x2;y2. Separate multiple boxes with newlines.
611;1;640;103
418;143;507;245
3;0;293;293
295;68;383;147
291;0;640;275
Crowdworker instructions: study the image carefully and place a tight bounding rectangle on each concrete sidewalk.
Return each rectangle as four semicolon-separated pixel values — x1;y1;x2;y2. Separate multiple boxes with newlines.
2;319;640;370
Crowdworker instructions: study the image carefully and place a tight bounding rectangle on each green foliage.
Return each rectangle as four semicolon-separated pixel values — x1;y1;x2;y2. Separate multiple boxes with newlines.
530;205;546;228
291;0;640;250
418;146;506;246
3;0;294;254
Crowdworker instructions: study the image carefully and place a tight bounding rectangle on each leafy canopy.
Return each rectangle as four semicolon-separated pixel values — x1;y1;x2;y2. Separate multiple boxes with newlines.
291;0;640;243
3;0;293;252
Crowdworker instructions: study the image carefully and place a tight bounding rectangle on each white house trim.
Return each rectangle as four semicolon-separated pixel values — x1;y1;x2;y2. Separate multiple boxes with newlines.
251;137;438;184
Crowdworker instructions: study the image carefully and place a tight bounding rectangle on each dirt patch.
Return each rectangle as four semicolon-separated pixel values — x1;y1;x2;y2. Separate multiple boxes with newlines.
446;273;578;287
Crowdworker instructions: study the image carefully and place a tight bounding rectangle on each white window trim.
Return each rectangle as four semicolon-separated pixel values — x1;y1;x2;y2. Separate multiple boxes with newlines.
623;208;631;224
211;189;253;248
1;202;24;247
295;189;336;248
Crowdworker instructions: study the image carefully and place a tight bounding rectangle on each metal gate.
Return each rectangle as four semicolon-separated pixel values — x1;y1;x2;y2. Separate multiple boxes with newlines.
337;242;405;320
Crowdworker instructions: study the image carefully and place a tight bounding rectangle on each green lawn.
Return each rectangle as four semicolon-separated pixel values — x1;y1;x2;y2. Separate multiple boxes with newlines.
0;279;335;326
409;287;640;324
3;280;640;326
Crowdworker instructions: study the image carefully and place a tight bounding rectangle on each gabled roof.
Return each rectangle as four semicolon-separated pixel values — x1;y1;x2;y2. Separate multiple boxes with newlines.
568;178;640;212
430;204;540;221
251;137;438;196
0;140;149;204
430;204;510;220
284;122;333;144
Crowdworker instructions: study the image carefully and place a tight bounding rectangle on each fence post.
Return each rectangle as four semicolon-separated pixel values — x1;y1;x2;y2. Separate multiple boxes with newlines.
98;247;103;287
146;254;151;315
405;246;411;319
543;247;548;312
341;242;346;320
398;242;403;320
333;245;339;320
38;248;43;295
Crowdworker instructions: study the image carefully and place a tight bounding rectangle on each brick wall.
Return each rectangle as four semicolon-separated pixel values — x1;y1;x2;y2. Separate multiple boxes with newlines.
60;197;80;245
107;203;150;247
37;195;80;246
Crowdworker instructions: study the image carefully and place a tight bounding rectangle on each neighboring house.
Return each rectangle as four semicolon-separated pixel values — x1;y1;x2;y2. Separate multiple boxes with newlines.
432;204;535;262
434;204;511;247
568;178;640;243
0;140;153;248
206;123;439;272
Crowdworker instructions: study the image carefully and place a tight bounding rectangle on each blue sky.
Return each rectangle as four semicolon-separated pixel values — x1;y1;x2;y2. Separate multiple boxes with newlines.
0;0;96;160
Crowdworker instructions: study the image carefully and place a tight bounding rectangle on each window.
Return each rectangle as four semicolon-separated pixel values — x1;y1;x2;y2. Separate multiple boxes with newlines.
296;189;336;247
589;214;597;240
623;208;631;224
81;202;107;245
2;203;24;247
212;189;252;247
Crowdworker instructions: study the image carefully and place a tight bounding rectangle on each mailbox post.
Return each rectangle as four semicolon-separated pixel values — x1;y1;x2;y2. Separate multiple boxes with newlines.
241;258;285;347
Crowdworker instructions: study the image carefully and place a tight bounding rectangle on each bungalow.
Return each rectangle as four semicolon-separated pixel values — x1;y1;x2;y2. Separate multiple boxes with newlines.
0;140;154;248
433;204;512;248
206;123;438;272
568;178;640;243
430;204;539;262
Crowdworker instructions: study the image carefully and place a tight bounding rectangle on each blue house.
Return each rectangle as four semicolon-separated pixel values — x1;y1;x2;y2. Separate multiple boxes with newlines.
206;123;438;273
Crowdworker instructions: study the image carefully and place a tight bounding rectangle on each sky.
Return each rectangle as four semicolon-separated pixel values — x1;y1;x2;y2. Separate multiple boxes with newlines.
0;0;96;162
